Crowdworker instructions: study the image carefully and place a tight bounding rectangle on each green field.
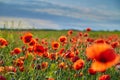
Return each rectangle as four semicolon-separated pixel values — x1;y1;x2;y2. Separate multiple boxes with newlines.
1;30;120;47
0;30;120;80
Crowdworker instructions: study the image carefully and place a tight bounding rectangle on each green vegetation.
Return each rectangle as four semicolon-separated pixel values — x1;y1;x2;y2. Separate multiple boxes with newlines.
0;29;120;80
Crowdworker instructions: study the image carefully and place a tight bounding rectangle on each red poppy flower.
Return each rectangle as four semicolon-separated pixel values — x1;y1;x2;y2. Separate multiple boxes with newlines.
73;59;84;70
49;53;57;60
13;48;22;54
14;59;24;67
67;30;73;36
98;74;110;80
59;36;67;43
94;39;105;44
43;52;49;58
78;32;83;37
87;38;94;43
64;50;75;59
88;68;96;75
19;66;24;72
0;38;8;48
58;48;65;55
86;27;91;32
51;41;60;50
33;44;45;56
71;56;79;62
111;42;119;48
29;38;37;46
84;33;88;37
41;39;48;45
21;32;33;44
86;43;120;72
28;47;33;52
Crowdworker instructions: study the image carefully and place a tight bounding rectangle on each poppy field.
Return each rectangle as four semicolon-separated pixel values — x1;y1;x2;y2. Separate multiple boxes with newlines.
0;29;120;80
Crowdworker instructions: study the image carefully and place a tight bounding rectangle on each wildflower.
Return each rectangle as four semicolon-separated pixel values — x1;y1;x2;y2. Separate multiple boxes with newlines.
35;38;39;41
86;27;91;32
70;37;77;44
33;44;45;56
78;32;83;37
43;52;49;58
41;62;48;70
21;32;33;44
19;66;24;72
64;50;75;59
51;41;60;50
59;36;67;43
105;40;110;44
0;66;5;73
87;38;94;43
86;43;119;72
46;78;55;80
88;68;96;75
5;66;16;72
75;49;79;55
58;48;65;55
28;38;36;46
73;59;84;70
0;38;8;48
67;30;73;36
111;42;119;48
94;39;105;44
98;74;110;80
0;75;6;80
13;48;21;54
84;33;88;37
49;53;57;60
12;48;22;55
71;56;79;62
28;47;33;52
13;59;24;67
58;62;67;69
41;39;48;45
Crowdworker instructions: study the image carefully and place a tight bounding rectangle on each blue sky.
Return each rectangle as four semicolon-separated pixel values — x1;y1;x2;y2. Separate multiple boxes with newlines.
0;0;120;30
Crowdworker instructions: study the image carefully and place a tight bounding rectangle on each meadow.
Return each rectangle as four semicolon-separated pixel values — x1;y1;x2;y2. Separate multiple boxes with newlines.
0;29;120;80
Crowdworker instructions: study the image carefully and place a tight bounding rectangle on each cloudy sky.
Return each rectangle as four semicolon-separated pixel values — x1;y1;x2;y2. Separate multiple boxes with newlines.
0;0;120;30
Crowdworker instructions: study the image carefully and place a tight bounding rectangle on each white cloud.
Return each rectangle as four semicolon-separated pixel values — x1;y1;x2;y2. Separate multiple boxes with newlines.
0;17;60;29
1;0;120;23
25;18;60;29
21;4;120;23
